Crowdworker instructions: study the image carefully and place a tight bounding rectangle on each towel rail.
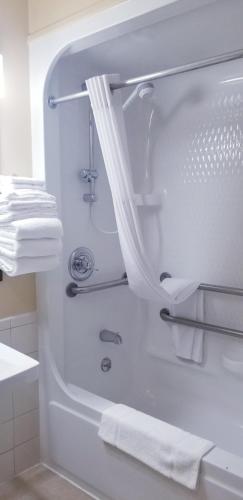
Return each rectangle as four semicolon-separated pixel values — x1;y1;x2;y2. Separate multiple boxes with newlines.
66;274;128;297
198;283;243;296
66;271;243;299
160;308;243;340
160;273;243;297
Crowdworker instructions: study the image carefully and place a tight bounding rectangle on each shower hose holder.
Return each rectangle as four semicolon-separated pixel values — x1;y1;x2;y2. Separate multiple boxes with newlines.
80;168;98;203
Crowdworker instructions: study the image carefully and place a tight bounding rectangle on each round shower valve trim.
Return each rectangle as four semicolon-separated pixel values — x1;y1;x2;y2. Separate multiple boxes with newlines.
68;247;95;281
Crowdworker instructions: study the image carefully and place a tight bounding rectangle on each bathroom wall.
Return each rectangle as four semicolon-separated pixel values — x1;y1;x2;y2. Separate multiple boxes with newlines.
0;0;32;176
28;0;125;35
45;52;143;396
0;0;36;318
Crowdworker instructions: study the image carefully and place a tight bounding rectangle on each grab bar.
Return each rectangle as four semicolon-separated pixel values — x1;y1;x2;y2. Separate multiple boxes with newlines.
66;273;128;297
198;283;243;296
67;271;243;298
160;308;243;340
160;273;243;297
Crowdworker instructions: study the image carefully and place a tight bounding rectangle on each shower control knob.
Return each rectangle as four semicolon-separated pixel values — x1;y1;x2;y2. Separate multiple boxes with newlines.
73;255;90;272
68;247;95;281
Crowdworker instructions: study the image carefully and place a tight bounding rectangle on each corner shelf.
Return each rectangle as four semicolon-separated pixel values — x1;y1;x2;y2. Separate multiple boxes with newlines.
133;192;162;207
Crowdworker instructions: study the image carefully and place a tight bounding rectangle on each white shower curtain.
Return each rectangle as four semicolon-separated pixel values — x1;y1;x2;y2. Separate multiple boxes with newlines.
86;74;199;304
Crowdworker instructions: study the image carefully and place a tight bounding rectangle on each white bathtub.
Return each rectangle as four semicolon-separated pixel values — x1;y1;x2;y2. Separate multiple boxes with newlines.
45;376;243;500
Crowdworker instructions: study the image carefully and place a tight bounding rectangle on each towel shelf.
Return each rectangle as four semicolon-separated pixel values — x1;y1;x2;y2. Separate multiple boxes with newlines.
160;308;243;340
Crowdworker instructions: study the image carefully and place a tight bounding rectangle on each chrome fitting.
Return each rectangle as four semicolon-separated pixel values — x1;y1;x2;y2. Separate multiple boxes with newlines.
48;96;57;109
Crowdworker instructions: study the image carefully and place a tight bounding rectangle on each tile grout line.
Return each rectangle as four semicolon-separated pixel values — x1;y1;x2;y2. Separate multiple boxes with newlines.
0;311;39;481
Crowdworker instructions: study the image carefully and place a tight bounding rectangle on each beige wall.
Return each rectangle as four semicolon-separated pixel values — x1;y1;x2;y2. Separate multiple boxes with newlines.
0;0;126;318
0;0;36;318
28;0;124;35
0;274;36;318
0;0;32;176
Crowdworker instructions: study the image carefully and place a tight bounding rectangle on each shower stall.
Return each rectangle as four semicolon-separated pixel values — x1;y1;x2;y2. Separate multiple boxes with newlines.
30;0;243;498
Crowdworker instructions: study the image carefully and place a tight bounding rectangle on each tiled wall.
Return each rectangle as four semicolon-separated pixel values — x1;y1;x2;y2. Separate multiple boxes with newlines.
0;312;39;483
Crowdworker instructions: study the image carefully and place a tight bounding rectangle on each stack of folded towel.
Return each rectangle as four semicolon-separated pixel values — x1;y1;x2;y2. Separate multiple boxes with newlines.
0;176;63;276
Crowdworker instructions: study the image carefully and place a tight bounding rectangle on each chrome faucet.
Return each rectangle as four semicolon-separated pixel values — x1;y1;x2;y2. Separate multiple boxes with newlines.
99;329;122;345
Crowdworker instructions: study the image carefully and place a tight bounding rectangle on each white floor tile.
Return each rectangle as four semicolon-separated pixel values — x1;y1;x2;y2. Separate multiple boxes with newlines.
0;451;14;483
14;410;39;446
0;329;11;347
0;420;13;454
0;318;11;332
13;381;39;417
14;438;40;475
10;312;36;328
11;323;38;355
0;392;13;423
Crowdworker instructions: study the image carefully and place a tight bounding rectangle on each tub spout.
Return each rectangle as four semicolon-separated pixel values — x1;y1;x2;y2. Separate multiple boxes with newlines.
99;329;122;345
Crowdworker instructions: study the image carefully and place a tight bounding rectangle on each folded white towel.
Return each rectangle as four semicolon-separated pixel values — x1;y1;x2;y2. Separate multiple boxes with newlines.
1;218;63;240
0;181;62;276
161;277;200;304
0;176;45;191
172;292;204;363
0;237;62;258
0;254;59;276
161;278;204;363
0;199;56;212
99;404;214;490
0;189;55;201
0;208;57;224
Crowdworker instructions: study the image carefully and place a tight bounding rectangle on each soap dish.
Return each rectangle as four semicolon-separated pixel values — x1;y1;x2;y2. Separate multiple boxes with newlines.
222;343;243;378
133;192;161;207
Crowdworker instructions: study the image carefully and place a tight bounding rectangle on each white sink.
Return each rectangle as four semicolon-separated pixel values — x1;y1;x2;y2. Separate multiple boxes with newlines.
0;342;39;392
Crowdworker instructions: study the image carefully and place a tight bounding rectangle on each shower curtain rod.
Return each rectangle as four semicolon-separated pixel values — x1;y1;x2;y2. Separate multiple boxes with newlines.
48;48;243;108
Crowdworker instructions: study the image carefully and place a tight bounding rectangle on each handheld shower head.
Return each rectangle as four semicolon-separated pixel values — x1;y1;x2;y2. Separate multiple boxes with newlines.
123;82;154;110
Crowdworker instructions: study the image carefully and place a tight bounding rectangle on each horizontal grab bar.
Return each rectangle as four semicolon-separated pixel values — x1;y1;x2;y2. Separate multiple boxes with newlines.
67;271;243;299
160;308;243;340
198;283;243;296
66;274;128;297
160;273;243;297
